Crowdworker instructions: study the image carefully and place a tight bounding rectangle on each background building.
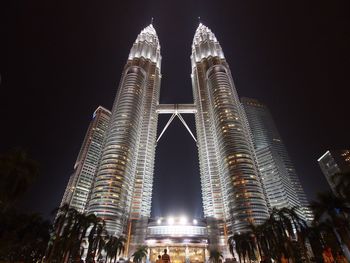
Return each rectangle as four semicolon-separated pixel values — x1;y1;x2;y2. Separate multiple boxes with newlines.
241;97;313;222
318;149;350;196
60;106;111;213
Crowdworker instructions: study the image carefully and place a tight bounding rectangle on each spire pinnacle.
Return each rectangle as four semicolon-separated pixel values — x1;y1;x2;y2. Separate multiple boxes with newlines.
128;24;161;68
151;17;154;25
191;23;224;65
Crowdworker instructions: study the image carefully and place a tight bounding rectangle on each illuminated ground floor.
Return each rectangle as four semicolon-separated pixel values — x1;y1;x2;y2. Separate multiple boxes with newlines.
127;217;230;262
148;243;208;263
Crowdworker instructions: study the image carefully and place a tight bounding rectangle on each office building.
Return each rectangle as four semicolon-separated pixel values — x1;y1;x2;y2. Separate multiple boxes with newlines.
241;97;313;222
87;24;161;236
318;149;350;196
60;106;111;212
191;25;269;236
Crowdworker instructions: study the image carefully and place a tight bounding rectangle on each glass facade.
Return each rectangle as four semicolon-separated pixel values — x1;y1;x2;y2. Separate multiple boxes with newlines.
146;218;209;263
318;149;350;196
60;106;111;213
191;24;269;235
87;24;161;236
148;225;206;237
241;97;313;222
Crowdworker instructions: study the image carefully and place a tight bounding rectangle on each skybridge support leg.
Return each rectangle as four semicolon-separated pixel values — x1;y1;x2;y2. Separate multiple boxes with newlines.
157;113;176;143
177;113;197;143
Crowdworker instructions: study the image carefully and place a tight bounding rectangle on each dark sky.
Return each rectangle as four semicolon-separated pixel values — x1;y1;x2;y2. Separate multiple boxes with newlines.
1;1;349;219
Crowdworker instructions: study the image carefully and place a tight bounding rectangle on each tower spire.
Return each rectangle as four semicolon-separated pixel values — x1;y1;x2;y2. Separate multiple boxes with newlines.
128;23;161;68
151;17;154;25
191;23;224;65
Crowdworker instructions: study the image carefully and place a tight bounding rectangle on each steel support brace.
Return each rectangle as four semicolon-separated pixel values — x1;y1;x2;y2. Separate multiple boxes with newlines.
156;113;197;143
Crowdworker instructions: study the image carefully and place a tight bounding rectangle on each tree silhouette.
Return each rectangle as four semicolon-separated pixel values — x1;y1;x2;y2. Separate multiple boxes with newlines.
132;245;148;263
0;148;39;210
209;249;223;263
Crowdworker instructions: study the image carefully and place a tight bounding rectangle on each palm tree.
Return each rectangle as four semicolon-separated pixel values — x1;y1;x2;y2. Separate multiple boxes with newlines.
240;207;308;262
282;207;308;234
306;221;337;263
105;236;126;263
261;209;290;261
288;207;309;260
95;233;107;261
46;204;72;262
209;249;223;263
276;207;309;262
86;218;106;262
229;233;256;263
0;148;39;210
249;223;264;259
66;211;105;262
267;207;312;262
310;191;350;221
132;245;148;263
78;213;97;248
228;235;236;259
117;236;126;258
104;235;113;263
47;206;105;263
58;208;81;263
310;191;350;260
332;171;350;201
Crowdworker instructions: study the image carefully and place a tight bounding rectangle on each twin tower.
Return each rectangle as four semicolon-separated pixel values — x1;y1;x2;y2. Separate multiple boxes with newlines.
86;23;269;237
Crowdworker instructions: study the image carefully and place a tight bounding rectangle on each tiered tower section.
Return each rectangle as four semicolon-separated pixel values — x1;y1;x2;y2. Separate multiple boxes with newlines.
87;24;161;236
191;24;269;234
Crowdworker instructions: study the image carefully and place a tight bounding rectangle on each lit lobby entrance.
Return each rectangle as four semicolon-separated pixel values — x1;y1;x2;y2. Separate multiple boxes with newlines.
149;246;207;263
144;217;209;263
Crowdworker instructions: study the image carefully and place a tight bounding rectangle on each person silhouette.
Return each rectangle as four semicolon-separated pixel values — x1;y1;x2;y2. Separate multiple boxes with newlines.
161;249;170;263
156;255;162;263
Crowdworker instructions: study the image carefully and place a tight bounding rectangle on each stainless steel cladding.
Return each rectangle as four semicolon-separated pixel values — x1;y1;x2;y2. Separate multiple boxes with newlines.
191;24;269;234
87;25;161;236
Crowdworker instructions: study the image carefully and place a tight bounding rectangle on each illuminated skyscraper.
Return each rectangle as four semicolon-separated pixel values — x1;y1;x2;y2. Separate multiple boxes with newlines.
62;24;270;250
241;97;313;222
191;24;269;235
87;24;161;236
60;106;111;213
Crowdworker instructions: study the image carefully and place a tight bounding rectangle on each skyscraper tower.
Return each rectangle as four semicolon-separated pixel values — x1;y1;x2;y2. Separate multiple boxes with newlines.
191;24;269;235
60;106;111;213
87;24;161;236
241;97;313;222
60;24;272;251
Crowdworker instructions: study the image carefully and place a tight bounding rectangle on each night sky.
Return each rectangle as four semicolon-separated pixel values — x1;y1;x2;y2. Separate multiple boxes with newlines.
1;1;349;219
